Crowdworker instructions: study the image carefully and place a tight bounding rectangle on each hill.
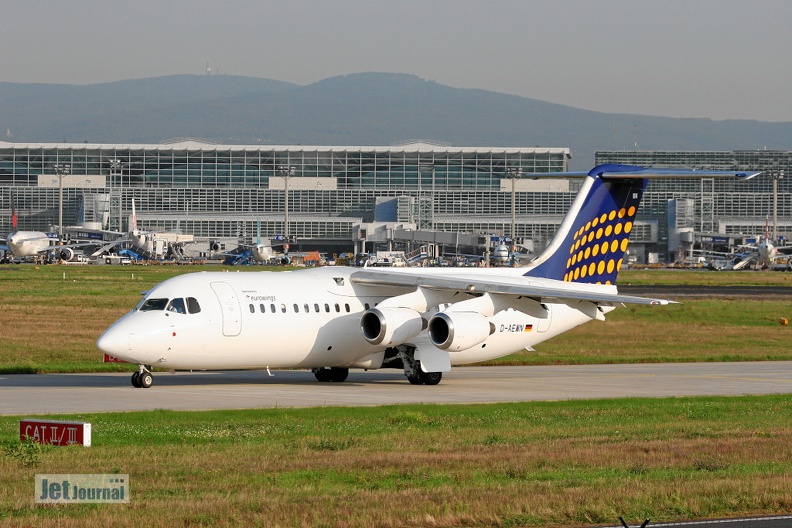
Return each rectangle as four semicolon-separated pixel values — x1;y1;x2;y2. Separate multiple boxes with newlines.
2;72;790;169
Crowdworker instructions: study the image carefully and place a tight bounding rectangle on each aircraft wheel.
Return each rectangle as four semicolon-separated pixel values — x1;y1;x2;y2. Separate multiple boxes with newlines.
419;371;442;386
131;372;141;388
313;368;332;382
138;371;154;388
406;372;424;385
329;367;349;383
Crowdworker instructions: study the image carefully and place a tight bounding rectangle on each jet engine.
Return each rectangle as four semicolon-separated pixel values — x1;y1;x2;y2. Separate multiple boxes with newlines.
428;312;495;351
360;307;426;346
56;247;75;261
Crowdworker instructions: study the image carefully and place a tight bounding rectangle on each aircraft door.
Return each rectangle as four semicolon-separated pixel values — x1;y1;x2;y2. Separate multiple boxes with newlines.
520;291;553;333
210;281;242;337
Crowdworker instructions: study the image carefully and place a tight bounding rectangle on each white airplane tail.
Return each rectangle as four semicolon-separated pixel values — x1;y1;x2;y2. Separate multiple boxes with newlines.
130;199;139;233
10;189;18;231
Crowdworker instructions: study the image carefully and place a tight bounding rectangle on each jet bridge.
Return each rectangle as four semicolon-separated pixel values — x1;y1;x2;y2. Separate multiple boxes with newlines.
353;222;486;259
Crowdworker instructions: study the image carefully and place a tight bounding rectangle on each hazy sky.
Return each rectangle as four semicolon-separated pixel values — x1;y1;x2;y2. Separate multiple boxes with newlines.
3;0;791;121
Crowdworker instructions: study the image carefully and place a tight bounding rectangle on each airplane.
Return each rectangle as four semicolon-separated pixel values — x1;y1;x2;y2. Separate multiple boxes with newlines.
126;200;194;259
754;217;792;267
727;217;792;269
491;243;511;265
215;220;297;265
245;221;281;264
89;200;194;260
1;202;90;261
96;164;759;388
219;239;285;266
490;242;533;267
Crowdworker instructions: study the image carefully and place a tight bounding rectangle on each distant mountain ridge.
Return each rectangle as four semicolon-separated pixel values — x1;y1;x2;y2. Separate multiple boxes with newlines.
1;72;790;169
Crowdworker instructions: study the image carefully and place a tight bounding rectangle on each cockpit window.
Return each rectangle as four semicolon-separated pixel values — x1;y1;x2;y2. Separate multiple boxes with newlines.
186;297;201;314
137;297;200;314
139;298;169;311
167;298;187;314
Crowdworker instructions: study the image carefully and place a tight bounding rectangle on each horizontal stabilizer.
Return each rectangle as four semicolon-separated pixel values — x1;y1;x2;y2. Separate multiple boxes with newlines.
524;164;760;180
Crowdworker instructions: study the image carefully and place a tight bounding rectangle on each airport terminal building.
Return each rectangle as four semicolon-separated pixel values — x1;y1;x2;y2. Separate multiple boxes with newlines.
1;140;790;261
0;141;572;256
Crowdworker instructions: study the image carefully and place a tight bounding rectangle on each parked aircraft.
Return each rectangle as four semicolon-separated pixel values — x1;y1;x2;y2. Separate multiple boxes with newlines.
88;200;194;260
2;230;57;258
756;224;792;268
246;221;281;263
1;204;90;261
97;164;758;388
216;220;295;265
732;218;792;268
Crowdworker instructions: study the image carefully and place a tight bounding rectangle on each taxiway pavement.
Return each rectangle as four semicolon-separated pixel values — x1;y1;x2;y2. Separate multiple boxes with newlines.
2;361;791;415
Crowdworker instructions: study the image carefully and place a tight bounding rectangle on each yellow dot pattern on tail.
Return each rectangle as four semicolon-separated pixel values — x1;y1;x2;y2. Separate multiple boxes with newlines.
563;205;637;284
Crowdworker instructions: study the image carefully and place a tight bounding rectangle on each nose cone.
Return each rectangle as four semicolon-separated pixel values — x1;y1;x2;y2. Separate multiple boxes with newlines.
96;312;140;361
7;234;21;254
96;324;128;360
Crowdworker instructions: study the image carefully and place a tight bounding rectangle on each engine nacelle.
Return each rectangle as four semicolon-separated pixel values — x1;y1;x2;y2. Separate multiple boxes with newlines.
428;312;494;351
56;247;75;261
360;307;425;346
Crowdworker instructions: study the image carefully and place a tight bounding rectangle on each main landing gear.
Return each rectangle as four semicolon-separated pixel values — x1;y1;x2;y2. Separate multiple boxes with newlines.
406;370;442;386
131;366;154;388
312;367;349;382
398;345;442;386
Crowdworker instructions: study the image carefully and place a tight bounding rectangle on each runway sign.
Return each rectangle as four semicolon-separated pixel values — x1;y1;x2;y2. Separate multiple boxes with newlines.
20;419;92;447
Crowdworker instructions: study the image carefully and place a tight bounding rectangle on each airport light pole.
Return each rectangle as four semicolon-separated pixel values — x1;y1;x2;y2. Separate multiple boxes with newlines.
772;168;784;242
54;163;70;238
416;165;423;229
109;158;121;185
505;167;523;243
419;164;435;230
277;165;296;241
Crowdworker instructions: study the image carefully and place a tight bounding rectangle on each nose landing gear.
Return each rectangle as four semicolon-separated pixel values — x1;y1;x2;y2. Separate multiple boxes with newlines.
131;366;154;388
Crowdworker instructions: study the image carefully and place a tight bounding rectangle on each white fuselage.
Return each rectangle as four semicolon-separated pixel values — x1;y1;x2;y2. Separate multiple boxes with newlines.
6;231;54;257
97;267;595;371
251;245;273;263
757;239;777;266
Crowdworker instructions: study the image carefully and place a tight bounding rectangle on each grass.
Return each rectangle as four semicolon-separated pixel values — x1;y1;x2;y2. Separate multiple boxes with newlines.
1;396;790;527
2;264;792;372
617;268;792;287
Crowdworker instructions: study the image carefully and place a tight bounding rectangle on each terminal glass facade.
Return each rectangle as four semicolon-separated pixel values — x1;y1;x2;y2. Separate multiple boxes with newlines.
5;143;784;260
0;141;572;251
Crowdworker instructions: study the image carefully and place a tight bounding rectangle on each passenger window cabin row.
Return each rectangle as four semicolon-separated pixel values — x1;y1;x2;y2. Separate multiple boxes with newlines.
248;302;372;314
139;296;375;317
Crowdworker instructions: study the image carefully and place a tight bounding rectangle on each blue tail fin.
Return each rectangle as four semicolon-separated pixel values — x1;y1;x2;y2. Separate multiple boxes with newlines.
525;164;647;285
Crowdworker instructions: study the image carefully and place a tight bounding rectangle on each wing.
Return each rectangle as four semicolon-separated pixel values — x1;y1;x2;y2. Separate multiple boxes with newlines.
350;268;674;306
42;240;104;252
